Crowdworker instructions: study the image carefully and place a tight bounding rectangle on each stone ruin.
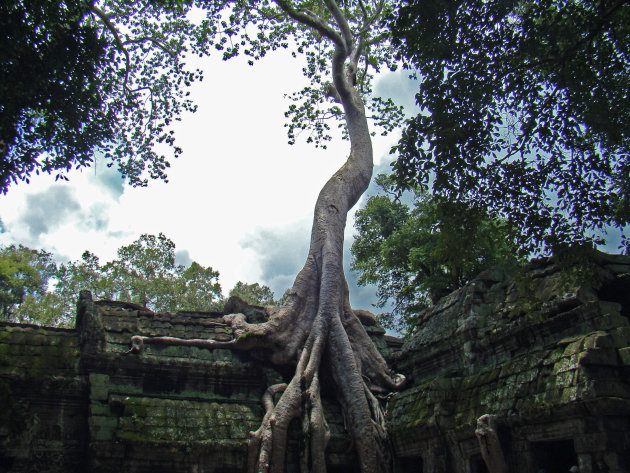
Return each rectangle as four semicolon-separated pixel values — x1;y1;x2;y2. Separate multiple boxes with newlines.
1;252;629;473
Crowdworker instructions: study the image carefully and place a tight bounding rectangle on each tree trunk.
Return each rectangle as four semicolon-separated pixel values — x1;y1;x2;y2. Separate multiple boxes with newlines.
128;27;404;473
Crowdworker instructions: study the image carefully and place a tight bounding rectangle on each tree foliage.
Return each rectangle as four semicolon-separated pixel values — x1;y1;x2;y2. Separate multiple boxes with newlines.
192;0;406;146
391;0;630;253
228;281;278;306
0;245;56;321
0;0;206;193
352;174;521;333
1;0;408;194
62;233;223;314
0;0;106;191
0;234;223;326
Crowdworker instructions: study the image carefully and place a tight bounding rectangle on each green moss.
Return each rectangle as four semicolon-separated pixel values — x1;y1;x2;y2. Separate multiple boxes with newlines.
401;391;431;428
114;396;261;445
235;330;254;342
116;431;173;444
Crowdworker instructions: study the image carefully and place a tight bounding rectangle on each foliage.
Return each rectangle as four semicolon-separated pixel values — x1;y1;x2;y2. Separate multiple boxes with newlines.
0;0;106;191
107;233;181;309
13;292;69;327
351;174;522;333
183;0;405;148
70;233;223;313
1;0;409;194
1;234;223;326
0;0;206;193
175;262;225;312
0;245;56;321
228;281;277;306
391;0;630;253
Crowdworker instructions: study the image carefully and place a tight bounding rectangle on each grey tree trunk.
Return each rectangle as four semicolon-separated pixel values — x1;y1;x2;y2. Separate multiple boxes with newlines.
128;9;405;473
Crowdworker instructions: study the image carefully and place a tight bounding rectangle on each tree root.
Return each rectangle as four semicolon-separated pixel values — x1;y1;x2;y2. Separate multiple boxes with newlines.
126;284;405;473
123;44;408;469
475;414;509;473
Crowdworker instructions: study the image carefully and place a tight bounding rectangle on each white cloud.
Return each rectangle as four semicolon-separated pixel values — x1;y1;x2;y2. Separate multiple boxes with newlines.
0;51;416;310
19;186;80;239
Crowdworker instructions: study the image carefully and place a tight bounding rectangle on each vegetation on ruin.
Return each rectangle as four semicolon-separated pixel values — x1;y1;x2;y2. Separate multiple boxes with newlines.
68;0;408;471
3;0;629;471
0;235;281;325
351;173;522;334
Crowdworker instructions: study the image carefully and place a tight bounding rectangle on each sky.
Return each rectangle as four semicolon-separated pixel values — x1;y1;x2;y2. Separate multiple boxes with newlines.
0;50;419;311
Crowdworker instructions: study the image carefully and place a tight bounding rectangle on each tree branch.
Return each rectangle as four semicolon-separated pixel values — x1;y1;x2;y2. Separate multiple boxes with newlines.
359;0;386;36
331;44;353;101
349;37;364;77
273;0;344;46
323;0;354;51
357;0;369;21
90;4;131;93
123;36;178;58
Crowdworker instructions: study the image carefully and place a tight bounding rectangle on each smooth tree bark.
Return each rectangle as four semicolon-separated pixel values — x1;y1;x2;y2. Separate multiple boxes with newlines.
129;1;406;472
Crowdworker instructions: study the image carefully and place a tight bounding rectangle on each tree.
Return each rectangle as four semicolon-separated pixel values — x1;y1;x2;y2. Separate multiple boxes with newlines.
56;251;115;301
352;174;521;334
107;232;181;309
390;0;630;254
0;0;206;193
175;261;225;312
120;1;408;472
66;233;223;313
228;281;278;306
2;235;223;325
12;292;69;327
0;245;56;322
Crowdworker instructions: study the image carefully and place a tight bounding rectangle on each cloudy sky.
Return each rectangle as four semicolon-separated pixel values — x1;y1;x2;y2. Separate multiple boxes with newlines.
0;50;418;310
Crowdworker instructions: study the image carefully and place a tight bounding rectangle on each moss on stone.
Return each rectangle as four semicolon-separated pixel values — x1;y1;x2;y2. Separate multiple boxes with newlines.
113;396;261;446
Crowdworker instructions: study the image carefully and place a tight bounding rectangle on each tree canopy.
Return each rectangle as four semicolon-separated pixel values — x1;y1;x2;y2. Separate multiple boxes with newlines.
0;245;56;321
352;174;521;333
391;0;630;253
0;0;206;193
228;281;279;306
0;0;408;194
0;234;223;326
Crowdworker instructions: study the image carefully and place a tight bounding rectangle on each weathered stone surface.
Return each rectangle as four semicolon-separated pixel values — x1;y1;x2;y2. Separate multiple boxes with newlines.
1;252;629;473
1;293;399;473
388;253;630;473
0;323;86;473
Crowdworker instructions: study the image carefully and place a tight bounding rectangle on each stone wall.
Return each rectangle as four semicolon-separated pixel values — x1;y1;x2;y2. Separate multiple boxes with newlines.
387;253;630;473
77;295;267;473
1;294;395;473
0;324;86;472
1;253;629;473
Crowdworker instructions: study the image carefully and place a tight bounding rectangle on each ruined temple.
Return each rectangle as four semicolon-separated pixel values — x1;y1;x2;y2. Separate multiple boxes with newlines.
1;253;629;472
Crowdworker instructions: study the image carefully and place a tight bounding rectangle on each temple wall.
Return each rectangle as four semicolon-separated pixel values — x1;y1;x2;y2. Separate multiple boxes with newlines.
0;324;86;472
1;253;629;473
388;254;630;473
1;294;393;473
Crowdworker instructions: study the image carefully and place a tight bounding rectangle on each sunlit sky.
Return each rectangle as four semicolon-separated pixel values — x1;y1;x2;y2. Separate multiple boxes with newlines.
0;50;419;310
